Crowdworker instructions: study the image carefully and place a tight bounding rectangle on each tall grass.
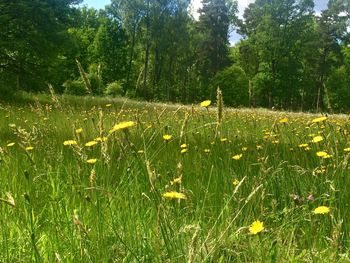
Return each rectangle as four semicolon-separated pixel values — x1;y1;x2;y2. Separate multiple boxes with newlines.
0;94;349;262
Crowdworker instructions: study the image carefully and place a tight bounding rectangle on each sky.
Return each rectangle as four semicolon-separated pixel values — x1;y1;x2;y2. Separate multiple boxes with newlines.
81;0;330;44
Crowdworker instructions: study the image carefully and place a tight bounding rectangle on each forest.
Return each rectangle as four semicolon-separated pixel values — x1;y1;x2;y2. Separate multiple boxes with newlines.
1;0;350;112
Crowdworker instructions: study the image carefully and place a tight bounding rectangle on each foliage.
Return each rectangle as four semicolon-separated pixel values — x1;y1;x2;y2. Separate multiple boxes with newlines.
63;79;86;95
105;81;124;97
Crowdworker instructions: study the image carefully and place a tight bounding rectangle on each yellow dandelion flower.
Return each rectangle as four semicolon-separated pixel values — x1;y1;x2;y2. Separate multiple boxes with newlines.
316;151;331;159
242;147;248;152
163;191;186;200
86;158;97;164
344;148;350;152
94;136;107;142
6;142;15;147
137;150;144;154
232;179;240;186
163;134;172;141
312;116;327;123
106;104;112;107
63;140;77;146
232;154;243;160
279;117;289;123
256;145;263;150
180;143;188;149
25;146;34;151
75;128;83;134
181;148;188;154
220;138;228;142
312;136;323;143
249;220;264;234
313;206;330;214
298;143;308;148
109;121;136;133
200;100;211;107
85;141;98;147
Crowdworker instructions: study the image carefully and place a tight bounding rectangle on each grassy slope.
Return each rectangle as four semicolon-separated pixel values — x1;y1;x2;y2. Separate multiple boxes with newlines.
0;94;350;262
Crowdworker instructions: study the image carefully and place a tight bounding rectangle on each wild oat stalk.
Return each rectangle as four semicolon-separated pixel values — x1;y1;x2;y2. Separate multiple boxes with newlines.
76;59;92;94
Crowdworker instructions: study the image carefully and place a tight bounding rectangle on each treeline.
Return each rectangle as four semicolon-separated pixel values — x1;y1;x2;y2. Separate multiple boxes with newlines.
0;0;349;112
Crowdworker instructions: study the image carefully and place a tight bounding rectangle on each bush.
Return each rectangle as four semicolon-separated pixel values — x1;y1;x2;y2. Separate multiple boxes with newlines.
211;65;249;107
63;80;87;96
105;81;124;97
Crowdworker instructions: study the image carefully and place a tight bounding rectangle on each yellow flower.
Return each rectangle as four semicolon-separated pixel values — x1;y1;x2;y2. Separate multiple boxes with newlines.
109;121;136;133
312;136;323;143
344;148;350;152
94;136;107;142
163;134;172;141
279;117;288;123
180;143;188;149
75;128;83;134
242;147;248;152
163;191;186;200
204;149;210;153
220;138;228;142
106;104;112;107
298;143;308;148
200;100;211;107
232;154;243;160
137;150;144;154
232;179;240;186
316;151;331;159
63;140;77;146
312;116;327;123
249;220;264;234
313;206;330;214
86;158;97;164
6;142;15;147
85;141;98;147
25;146;34;151
181;148;188;154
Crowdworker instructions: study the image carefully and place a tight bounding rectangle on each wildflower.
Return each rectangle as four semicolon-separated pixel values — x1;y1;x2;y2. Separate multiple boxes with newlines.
200;100;211;108
63;140;77;146
163;134;172;141
242;147;248;152
312;136;323;143
86;159;97;164
163;191;186;200
180;143;188;149
204;149;210;153
312;116;327;123
137;150;144;154
249;220;264;234
279;117;288;124
181;148;188;154
94;136;107;142
106;104;112;107
344;148;350;152
298;143;308;148
6;142;15;147
313;206;330;214
75;128;83;134
316;151;331;159
109;121;136;133
220;138;228;142
25;146;34;151
232;179;240;186
232;154;243;160
256;145;263;150
85;141;98;147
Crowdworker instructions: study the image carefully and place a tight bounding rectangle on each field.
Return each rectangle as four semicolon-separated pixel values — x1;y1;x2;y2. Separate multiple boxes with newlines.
0;94;350;262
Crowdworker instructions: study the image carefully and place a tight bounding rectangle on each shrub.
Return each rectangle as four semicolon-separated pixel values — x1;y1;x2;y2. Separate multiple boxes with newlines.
63;80;87;96
105;81;124;97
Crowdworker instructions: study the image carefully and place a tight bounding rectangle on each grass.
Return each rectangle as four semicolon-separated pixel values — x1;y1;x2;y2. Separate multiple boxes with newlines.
0;93;350;262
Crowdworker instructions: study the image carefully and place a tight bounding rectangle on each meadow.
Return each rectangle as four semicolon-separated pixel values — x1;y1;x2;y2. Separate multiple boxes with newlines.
0;93;350;262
